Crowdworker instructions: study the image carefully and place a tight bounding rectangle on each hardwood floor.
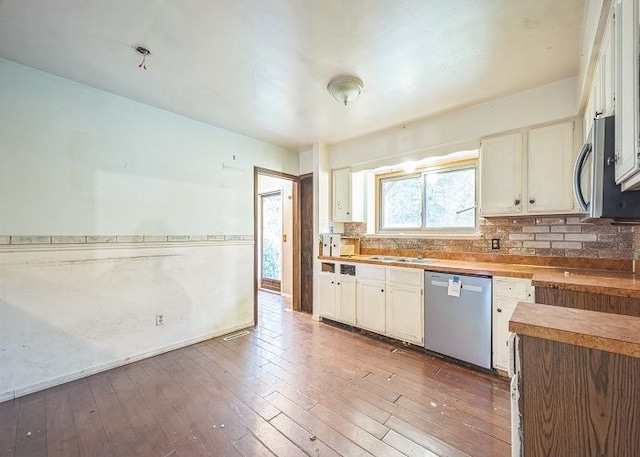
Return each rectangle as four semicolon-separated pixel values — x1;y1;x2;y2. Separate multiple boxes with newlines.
0;291;511;457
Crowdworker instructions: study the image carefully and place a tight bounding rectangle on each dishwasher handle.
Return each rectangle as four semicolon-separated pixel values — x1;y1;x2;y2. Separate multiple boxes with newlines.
428;279;484;293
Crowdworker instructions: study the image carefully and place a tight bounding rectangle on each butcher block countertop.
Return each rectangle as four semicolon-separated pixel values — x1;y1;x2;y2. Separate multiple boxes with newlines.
509;302;640;358
531;270;640;298
318;254;640;297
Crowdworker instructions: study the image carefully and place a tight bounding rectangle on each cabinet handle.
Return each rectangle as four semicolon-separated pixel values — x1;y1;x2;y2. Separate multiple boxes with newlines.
607;155;618;166
514;198;520;206
497;308;502;313
346;212;350;215
331;281;334;284
529;199;535;204
337;282;340;285
381;289;384;293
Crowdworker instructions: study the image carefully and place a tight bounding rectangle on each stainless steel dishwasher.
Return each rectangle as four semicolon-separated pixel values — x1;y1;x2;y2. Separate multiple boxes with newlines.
424;271;492;369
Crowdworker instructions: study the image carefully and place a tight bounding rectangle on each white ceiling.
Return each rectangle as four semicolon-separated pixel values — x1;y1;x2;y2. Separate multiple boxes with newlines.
0;0;585;150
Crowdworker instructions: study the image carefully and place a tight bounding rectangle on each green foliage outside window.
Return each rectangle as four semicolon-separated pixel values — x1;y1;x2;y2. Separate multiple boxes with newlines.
379;164;476;232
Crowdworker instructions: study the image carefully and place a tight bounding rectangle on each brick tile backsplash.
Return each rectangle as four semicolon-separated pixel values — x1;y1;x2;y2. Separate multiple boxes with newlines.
345;216;637;260
522;241;551;249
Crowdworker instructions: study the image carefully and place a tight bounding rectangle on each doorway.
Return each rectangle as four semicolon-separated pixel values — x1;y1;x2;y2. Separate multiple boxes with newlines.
254;168;300;325
259;191;283;292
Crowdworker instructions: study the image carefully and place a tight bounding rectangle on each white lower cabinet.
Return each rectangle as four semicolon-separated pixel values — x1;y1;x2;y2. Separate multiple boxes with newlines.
492;298;517;371
318;271;337;319
318;263;357;325
356;277;387;334
336;274;357;325
385;267;424;344
492;276;534;372
318;262;425;344
321;265;536;372
354;265;424;342
386;283;423;344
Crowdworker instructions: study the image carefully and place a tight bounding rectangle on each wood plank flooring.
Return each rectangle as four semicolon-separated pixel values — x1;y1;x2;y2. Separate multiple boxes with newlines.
0;291;511;456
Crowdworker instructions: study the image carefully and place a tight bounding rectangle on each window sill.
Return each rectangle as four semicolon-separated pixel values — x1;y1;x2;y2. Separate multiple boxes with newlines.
366;232;483;240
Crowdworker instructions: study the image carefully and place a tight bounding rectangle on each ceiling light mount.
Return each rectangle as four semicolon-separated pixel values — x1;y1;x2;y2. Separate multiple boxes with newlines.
327;75;364;106
134;45;151;70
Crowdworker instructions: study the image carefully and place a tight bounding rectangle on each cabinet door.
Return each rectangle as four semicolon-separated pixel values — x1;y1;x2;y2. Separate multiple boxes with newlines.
600;10;615;117
386;284;423;345
336;275;357;325
492;299;517;371
590;61;603;122
480;133;524;216
527;121;575;213
317;273;336;318
332;167;352;221
356;278;386;334
615;0;639;182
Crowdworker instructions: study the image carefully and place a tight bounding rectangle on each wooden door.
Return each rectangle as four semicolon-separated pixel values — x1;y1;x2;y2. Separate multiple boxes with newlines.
300;173;314;313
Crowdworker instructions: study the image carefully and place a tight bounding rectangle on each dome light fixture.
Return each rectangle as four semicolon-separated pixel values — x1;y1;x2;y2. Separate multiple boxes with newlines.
327;75;364;106
134;45;151;70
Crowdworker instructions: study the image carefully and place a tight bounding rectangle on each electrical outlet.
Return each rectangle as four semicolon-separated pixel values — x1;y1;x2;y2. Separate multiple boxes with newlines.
156;314;164;326
491;238;501;250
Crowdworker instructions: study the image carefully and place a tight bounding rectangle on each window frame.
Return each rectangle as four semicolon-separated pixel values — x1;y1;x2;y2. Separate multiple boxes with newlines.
376;159;479;235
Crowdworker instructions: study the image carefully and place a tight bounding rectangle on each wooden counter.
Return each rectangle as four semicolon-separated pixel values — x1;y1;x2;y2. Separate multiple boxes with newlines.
531;270;640;298
509;302;640;358
319;254;640;298
319;254;572;278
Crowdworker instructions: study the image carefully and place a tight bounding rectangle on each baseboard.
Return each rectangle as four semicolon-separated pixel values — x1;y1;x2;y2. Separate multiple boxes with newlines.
0;321;254;402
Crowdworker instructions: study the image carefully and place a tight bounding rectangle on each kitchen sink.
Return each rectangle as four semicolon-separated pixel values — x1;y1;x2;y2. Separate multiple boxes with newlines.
369;256;435;264
401;258;435;264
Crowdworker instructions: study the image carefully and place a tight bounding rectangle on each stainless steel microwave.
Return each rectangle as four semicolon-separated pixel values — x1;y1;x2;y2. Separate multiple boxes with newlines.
573;115;640;222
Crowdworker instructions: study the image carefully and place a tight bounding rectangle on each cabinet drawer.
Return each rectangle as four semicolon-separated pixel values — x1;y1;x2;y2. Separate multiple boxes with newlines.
494;277;531;299
357;264;386;281
387;267;423;286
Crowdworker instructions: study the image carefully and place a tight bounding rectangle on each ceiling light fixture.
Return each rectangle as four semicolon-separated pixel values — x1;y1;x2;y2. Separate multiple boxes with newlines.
327;75;364;106
134;46;151;70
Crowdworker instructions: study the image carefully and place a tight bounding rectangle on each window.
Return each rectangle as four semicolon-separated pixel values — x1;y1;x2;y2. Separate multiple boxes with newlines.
378;162;477;233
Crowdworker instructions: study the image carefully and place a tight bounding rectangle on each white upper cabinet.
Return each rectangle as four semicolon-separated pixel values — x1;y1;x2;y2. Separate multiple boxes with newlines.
614;0;640;188
585;7;614;141
332;167;352;221
480;133;524;216
601;11;616;118
480;121;577;217
527;121;576;213
332;168;366;222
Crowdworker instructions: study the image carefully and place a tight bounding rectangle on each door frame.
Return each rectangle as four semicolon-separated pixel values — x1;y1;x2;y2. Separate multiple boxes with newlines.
254;167;301;324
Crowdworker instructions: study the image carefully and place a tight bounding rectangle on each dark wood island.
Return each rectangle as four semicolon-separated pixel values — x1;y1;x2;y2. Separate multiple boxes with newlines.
509;302;640;457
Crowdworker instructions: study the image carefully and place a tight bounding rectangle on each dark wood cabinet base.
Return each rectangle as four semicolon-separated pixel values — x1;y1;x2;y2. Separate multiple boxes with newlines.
519;335;640;456
535;287;640;317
